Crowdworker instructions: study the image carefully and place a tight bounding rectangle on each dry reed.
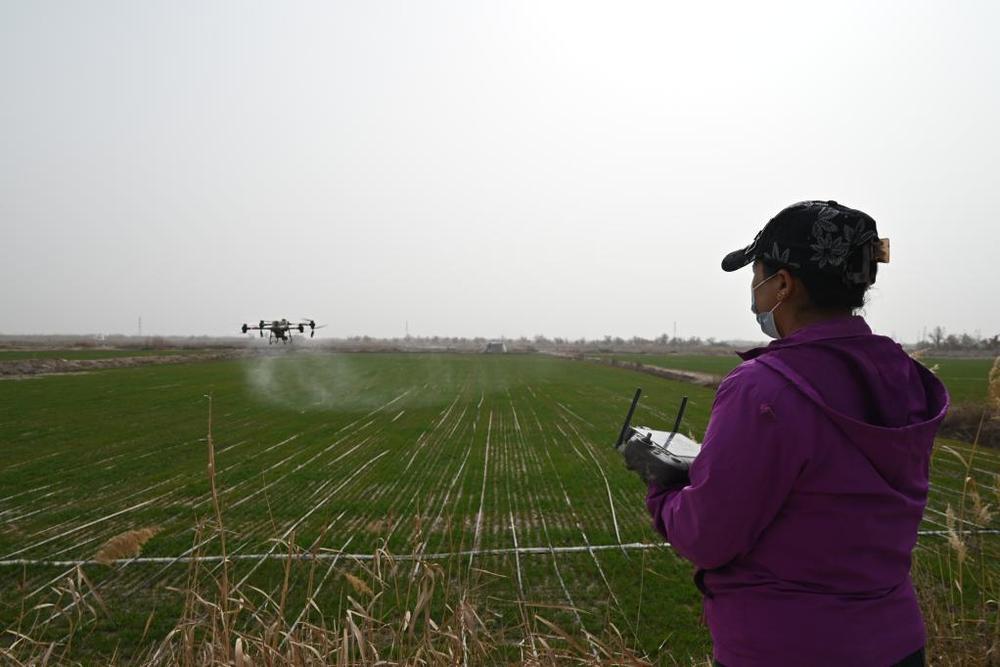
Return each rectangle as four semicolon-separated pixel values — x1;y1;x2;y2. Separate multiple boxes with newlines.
93;527;160;565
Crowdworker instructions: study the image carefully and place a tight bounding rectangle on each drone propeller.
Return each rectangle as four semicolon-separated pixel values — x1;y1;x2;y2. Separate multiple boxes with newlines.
241;323;248;334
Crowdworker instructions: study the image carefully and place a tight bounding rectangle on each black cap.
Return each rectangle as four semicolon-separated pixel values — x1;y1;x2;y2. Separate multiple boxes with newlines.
721;200;890;286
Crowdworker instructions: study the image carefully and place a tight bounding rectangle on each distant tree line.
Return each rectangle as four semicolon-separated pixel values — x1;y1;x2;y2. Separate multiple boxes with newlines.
917;326;1000;353
335;334;740;354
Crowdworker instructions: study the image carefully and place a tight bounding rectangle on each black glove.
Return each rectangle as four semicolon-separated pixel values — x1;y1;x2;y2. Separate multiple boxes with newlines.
620;432;691;488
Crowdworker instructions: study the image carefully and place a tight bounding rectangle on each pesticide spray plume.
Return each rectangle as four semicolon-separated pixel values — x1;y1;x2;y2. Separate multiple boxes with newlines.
244;350;555;413
245;351;456;413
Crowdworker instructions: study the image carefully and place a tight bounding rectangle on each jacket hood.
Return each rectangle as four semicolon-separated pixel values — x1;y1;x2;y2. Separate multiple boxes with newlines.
738;316;950;494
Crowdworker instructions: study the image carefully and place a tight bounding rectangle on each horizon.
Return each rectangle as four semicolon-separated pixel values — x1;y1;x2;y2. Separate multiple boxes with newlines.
0;324;993;350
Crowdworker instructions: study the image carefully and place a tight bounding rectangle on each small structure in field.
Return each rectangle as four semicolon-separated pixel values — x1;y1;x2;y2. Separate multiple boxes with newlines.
483;340;507;354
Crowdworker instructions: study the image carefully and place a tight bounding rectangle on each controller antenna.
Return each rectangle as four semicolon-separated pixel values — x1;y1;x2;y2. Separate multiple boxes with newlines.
615;388;642;449
671;396;689;436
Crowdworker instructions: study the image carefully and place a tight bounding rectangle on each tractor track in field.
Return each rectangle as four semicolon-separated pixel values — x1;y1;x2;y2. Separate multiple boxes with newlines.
544;351;723;389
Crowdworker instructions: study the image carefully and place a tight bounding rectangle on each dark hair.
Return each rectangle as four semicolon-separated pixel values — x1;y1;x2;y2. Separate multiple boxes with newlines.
760;259;875;311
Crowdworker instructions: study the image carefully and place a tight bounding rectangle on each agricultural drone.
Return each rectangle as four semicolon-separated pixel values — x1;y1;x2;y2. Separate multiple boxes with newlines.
240;319;326;344
615;388;701;487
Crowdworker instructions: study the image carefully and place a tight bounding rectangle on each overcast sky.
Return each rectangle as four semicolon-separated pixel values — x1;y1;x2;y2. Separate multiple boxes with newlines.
2;1;997;342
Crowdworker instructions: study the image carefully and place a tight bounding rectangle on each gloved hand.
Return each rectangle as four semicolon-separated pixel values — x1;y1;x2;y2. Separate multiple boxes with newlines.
620;432;691;489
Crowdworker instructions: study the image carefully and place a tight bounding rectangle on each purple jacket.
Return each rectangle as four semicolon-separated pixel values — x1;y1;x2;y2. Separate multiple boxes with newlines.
646;316;948;666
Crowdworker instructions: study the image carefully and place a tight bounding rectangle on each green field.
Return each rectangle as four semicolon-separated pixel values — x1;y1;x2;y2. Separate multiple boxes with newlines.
923;357;997;404
1;353;997;663
0;348;192;361
603;353;744;377
602;353;996;404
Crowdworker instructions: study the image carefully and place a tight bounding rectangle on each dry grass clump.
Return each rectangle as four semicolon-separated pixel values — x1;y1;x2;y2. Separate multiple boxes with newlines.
94;527;160;565
940;404;1000;450
8;543;654;666
136;544;651;667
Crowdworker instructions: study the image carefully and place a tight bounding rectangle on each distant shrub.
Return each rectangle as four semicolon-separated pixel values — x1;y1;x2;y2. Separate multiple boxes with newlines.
940;402;1000;448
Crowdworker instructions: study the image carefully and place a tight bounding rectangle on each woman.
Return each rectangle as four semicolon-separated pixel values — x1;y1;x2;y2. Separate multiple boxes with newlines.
642;201;948;666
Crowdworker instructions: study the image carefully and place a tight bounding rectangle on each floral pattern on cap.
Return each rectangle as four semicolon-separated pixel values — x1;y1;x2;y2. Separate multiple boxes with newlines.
807;205;876;269
760;242;801;268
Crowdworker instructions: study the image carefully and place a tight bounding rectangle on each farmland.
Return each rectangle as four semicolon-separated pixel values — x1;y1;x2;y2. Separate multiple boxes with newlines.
0;349;194;361
600;352;997;404
1;353;997;663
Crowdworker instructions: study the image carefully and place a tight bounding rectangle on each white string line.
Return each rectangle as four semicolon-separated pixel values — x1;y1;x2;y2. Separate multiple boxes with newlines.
916;528;1000;536
468;409;493;572
0;542;668;568
1;531;998;569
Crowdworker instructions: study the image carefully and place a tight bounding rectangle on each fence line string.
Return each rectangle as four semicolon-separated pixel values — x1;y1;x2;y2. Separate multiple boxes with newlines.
2;529;999;568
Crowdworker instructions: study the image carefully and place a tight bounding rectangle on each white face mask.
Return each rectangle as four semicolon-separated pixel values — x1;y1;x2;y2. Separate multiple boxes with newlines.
750;272;783;339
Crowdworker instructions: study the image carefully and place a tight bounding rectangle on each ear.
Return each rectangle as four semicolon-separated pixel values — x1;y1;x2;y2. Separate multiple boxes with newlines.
775;268;795;301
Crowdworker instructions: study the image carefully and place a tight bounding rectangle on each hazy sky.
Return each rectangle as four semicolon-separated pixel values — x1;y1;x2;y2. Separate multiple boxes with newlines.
2;1;997;342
